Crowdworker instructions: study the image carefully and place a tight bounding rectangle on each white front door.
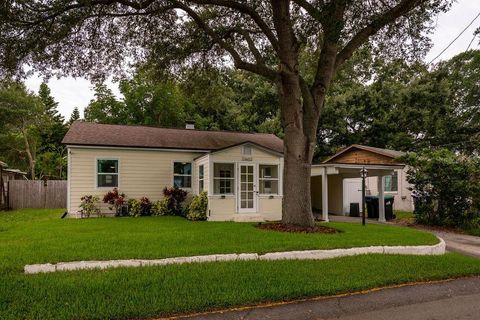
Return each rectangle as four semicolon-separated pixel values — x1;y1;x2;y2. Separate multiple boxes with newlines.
238;164;256;213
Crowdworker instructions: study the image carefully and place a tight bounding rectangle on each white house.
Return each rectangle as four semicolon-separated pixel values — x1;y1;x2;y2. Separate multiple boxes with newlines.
63;123;412;222
63;121;284;221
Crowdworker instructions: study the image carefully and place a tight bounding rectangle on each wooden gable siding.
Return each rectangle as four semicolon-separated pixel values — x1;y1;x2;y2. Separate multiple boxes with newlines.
326;149;398;165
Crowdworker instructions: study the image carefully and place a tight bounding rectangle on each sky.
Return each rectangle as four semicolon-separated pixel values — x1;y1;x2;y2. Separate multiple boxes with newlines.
24;0;480;120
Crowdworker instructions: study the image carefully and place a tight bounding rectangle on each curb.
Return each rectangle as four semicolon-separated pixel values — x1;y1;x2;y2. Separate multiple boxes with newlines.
24;237;445;274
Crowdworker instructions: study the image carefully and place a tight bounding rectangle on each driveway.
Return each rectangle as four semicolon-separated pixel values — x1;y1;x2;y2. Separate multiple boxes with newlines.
327;215;480;259
169;277;480;320
430;230;480;258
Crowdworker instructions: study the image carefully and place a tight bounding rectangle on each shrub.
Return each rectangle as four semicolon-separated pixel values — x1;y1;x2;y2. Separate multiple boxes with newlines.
163;186;188;216
79;195;101;218
126;199;140;217
103;188;126;215
403;149;480;228
151;198;170;216
187;192;208;221
139;196;152;216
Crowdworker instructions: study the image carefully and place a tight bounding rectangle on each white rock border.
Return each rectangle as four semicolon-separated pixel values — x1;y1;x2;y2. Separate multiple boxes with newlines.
24;237;445;274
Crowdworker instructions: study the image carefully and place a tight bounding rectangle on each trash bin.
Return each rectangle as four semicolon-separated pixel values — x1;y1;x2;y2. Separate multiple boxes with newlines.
365;196;379;219
385;195;395;220
365;195;395;220
349;203;360;217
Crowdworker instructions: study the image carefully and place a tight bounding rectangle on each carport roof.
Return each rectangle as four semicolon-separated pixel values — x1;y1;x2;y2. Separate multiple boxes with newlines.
321;144;405;166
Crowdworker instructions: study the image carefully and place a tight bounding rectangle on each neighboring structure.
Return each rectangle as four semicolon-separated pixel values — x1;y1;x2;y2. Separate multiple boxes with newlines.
0;160;28;209
311;145;411;222
63;122;284;221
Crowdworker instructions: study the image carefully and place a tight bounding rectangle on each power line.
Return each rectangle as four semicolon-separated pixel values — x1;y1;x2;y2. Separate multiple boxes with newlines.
428;10;480;64
466;33;477;51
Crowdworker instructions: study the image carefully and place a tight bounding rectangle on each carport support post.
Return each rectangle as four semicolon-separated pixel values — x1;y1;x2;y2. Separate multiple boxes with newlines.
322;167;329;222
378;176;386;223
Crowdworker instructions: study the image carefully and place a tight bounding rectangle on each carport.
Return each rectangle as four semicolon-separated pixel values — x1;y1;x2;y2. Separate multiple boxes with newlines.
311;145;405;222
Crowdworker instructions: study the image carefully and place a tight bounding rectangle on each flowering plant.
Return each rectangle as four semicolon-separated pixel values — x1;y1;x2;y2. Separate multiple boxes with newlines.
103;188;126;214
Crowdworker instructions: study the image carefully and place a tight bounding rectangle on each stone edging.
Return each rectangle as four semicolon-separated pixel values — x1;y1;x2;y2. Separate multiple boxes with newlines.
24;237;445;274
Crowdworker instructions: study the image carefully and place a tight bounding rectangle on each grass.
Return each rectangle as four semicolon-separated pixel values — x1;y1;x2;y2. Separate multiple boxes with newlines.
0;209;439;271
394;210;415;222
466;227;480;237
391;210;480;238
1;209;480;319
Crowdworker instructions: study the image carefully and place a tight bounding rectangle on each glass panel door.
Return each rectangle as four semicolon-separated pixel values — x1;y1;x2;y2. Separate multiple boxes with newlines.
239;164;256;212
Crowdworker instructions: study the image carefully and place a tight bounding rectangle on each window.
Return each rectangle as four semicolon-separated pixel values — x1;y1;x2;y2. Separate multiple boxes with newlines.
198;165;204;193
384;171;398;192
259;164;279;194
173;162;192;188
97;159;118;188
214;163;234;194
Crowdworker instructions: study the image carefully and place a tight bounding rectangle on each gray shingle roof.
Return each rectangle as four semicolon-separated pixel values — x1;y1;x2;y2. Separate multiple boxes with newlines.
62;122;284;153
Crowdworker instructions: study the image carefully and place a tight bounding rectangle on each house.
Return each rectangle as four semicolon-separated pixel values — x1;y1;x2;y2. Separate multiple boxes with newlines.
310;144;411;222
62;121;284;221
63;122;412;222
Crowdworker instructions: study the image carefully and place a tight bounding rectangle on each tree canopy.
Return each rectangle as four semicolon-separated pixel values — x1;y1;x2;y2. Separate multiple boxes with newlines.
0;0;452;226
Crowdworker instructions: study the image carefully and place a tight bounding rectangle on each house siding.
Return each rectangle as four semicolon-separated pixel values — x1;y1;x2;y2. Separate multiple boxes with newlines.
67;147;203;216
365;168;414;212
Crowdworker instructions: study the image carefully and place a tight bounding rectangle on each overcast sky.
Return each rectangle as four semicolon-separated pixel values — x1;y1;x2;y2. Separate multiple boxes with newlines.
24;0;480;120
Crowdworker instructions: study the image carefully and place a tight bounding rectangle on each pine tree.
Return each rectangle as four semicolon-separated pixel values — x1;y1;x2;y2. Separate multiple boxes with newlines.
68;107;80;125
38;82;64;124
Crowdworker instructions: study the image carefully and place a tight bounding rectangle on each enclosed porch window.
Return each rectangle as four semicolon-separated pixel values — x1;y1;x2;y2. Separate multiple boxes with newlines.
213;163;234;195
259;164;279;194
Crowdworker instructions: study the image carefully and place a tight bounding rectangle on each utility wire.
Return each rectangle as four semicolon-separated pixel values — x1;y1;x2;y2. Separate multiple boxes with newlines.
466;33;477;51
428;10;480;64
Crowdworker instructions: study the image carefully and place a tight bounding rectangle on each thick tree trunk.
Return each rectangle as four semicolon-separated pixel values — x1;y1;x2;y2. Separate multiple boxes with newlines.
282;125;316;227
271;0;337;227
278;75;318;227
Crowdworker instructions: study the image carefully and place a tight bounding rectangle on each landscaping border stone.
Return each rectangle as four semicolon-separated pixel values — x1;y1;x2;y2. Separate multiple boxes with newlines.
24;237;445;274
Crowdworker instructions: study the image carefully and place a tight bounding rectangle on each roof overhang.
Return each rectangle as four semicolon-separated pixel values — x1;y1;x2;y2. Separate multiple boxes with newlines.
199;141;283;159
311;163;404;177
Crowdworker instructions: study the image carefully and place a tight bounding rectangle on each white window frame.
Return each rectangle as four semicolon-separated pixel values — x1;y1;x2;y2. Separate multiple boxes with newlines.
384;170;399;194
258;164;280;195
95;158;120;189
198;164;205;193
172;161;193;189
213;162;235;195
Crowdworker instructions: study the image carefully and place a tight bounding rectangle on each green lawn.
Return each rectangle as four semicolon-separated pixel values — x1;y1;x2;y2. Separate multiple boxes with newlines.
0;209;439;271
1;209;480;319
394;210;415;222
466;228;480;237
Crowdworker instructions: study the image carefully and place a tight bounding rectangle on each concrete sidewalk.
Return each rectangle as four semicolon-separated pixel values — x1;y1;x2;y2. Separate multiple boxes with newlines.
171;277;480;320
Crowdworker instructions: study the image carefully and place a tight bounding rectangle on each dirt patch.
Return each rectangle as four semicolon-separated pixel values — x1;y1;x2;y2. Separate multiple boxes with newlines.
256;222;338;234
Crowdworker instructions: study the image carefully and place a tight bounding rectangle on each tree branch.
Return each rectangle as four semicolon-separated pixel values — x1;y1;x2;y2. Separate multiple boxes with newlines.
335;0;426;69
232;28;265;65
185;0;279;52
173;1;278;81
292;0;323;22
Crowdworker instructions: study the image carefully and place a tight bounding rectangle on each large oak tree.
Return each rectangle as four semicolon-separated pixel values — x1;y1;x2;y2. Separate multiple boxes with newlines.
0;0;450;226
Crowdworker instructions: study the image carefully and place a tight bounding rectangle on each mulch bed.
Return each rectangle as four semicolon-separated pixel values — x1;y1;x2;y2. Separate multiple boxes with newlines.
256;222;338;234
